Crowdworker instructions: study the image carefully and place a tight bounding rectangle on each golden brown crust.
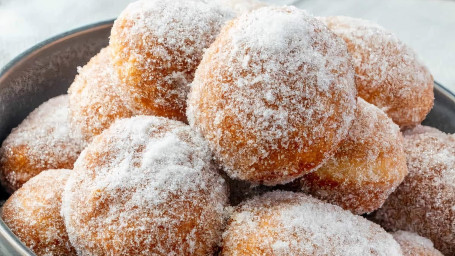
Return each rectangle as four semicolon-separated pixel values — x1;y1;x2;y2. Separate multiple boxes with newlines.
295;98;408;214
188;7;357;185
68;47;134;143
373;126;455;255
109;0;231;122
320;16;434;128
222;191;403;255
61;116;228;255
2;169;76;256
0;95;84;193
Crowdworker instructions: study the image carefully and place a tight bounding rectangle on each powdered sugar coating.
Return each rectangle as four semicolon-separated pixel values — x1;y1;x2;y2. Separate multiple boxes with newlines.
187;6;357;185
402;124;440;136
319;16;434;128
208;0;268;15
2;169;75;256
295;98;407;214
68;47;134;143
391;231;443;256
373;126;455;255
222;191;402;255
110;0;233;122
61;116;228;255
0;95;84;193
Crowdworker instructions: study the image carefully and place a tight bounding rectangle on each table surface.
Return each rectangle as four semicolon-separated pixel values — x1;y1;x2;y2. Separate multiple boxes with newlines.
1;0;454;91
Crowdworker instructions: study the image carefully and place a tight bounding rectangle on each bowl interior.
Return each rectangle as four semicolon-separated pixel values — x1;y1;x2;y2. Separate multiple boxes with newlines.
0;20;113;256
0;21;113;200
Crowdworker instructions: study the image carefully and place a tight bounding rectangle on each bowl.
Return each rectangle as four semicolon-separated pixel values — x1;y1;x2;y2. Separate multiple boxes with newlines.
0;20;112;256
0;20;454;256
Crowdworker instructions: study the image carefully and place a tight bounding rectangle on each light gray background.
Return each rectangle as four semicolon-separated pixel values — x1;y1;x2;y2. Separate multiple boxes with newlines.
1;0;454;90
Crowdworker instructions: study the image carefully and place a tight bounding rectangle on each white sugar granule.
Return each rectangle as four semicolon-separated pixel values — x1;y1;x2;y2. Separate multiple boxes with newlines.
61;116;228;255
187;6;356;184
374;126;455;255
222;191;403;255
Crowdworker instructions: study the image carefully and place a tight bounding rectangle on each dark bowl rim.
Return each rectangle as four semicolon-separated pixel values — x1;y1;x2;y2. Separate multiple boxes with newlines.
0;19;115;84
0;19;455;101
0;19;115;256
0;18;454;256
1;19;453;102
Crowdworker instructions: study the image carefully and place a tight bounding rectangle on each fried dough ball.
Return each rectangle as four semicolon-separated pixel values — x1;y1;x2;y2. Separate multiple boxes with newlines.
293;98;407;214
187;7;357;185
109;0;232;122
2;169;76;256
222;191;403;255
373;126;455;255
319;16;434;128
61;116;228;255
391;231;443;256
0;95;84;193
68;47;134;143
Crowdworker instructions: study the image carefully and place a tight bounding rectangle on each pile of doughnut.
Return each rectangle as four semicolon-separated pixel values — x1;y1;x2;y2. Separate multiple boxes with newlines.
0;0;452;255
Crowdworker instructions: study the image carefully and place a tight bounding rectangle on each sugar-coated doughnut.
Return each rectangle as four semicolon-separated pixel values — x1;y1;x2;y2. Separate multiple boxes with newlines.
391;231;443;256
110;0;232;122
373;126;455;255
61;116;228;255
187;6;357;185
68;47;134;143
2;169;75;256
320;16;434;128
222;191;403;255
0;95;84;193
293;98;407;214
